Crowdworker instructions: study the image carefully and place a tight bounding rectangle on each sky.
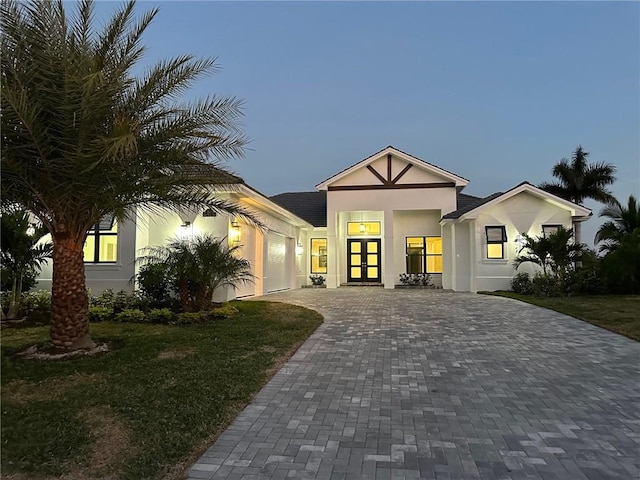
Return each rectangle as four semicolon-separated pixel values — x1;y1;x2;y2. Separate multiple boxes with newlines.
95;1;639;246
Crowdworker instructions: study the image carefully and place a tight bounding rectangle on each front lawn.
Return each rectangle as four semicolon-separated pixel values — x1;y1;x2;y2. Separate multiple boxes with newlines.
1;301;322;480
484;292;640;341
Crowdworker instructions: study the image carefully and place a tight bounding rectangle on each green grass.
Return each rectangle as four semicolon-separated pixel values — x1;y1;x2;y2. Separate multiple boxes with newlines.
484;292;640;341
1;301;322;480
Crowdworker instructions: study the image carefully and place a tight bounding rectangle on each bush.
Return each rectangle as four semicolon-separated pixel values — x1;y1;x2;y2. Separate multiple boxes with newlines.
399;273;433;286
511;272;533;295
21;290;51;314
89;306;114;322
115;308;146;323
309;275;325;286
147;308;175;324
173;312;208;325
531;273;564;297
209;303;239;319
137;263;175;306
565;267;605;296
90;289;148;313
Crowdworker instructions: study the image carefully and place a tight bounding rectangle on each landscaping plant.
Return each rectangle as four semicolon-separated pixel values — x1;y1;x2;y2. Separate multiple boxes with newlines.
1;0;255;351
0;210;52;319
138;235;254;312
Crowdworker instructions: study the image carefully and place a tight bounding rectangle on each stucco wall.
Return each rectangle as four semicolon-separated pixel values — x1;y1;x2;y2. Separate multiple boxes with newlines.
473;191;575;292
36;216;137;294
392;210;443;287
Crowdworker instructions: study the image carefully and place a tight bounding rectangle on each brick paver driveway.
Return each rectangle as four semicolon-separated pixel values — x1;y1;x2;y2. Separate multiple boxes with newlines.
188;289;640;480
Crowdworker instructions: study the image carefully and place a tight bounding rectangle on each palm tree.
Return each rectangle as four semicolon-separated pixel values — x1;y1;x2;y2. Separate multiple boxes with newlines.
139;235;254;312
1;0;254;350
514;227;585;278
595;195;640;254
539;146;617;242
0;209;53;319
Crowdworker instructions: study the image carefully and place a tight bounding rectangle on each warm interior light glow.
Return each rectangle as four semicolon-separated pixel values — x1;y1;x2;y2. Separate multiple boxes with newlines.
228;220;241;244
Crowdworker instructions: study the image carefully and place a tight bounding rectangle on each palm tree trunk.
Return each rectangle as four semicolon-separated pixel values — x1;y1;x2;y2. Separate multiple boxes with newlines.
7;274;20;320
50;235;95;351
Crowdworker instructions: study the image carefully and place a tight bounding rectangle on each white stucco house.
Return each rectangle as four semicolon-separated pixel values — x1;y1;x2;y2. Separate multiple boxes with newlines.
37;146;592;297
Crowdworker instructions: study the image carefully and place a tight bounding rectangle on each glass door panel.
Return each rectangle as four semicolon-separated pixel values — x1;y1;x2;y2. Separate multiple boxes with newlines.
347;239;381;282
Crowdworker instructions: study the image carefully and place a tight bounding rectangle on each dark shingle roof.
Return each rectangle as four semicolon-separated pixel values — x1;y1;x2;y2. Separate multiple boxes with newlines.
172;162;244;185
443;191;504;219
270;191;327;227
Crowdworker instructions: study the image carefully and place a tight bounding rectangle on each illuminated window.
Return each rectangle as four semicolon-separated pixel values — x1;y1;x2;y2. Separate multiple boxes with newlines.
84;216;118;263
310;238;327;274
542;224;562;238
485;226;507;259
347;221;381;236
406;236;442;273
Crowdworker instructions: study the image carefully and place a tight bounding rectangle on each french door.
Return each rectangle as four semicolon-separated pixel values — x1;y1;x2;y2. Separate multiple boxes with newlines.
347;239;381;282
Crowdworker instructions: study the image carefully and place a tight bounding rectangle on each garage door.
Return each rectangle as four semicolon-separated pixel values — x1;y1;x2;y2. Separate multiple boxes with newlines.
266;232;289;293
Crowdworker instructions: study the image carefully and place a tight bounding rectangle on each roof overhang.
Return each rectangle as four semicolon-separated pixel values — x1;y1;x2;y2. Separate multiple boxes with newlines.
449;182;592;222
234;184;314;229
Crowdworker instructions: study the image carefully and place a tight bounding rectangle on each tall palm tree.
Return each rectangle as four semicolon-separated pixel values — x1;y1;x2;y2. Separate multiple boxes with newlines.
1;0;254;350
539;146;617;242
595;195;640;254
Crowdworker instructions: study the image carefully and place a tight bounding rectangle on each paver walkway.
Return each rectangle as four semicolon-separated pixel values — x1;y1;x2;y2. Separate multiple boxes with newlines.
188;289;640;480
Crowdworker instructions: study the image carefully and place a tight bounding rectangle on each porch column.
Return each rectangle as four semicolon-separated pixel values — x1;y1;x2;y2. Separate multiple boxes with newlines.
468;220;477;293
450;223;457;291
383;209;394;289
326;209;338;288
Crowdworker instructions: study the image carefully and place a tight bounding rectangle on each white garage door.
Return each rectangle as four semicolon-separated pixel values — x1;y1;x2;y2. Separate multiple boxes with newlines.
266;232;289;293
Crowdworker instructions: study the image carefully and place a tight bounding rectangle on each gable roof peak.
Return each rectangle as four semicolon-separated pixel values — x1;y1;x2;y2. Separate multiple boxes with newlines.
316;146;468;190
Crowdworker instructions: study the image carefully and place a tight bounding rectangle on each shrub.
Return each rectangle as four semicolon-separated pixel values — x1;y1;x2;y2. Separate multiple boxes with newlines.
147;308;175;324
565;267;605;296
137;263;175;306
531;273;564;297
91;289;148;313
115;308;146;323
209;303;239;319
510;272;533;295
89;306;114;322
21;290;52;314
309;274;325;286
399;273;433;286
173;312;208;325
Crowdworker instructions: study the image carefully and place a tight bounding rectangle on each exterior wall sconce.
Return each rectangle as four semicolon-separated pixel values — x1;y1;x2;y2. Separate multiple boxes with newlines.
296;242;304;255
229;220;241;244
179;221;192;240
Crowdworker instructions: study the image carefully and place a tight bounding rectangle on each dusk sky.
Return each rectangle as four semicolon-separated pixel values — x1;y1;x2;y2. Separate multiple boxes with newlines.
96;1;639;246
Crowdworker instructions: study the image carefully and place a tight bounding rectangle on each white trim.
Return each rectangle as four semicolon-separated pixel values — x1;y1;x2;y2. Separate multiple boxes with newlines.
458;183;591;221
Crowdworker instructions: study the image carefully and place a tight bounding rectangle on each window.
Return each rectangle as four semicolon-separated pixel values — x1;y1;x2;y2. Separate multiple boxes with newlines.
84;217;118;263
485;226;507;259
347;221;381;236
542;224;562;238
310;238;327;274
406;236;442;273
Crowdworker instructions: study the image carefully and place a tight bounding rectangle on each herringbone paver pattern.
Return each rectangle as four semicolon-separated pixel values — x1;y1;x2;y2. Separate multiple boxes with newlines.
187;289;640;480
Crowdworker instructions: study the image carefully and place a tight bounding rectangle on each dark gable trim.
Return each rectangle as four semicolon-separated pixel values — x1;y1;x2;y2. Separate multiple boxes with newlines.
365;154;415;186
328;182;455;191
